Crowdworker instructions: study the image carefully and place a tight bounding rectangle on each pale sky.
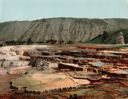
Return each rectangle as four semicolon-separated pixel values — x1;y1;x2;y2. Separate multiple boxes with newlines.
0;0;128;22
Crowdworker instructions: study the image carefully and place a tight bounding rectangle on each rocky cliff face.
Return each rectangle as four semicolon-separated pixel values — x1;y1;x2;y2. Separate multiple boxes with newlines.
0;18;128;43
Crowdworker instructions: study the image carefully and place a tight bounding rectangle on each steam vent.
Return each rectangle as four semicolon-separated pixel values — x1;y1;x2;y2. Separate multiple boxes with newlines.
116;32;125;44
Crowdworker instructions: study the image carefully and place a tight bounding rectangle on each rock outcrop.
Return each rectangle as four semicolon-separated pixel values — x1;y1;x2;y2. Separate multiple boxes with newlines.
0;46;29;68
0;18;128;43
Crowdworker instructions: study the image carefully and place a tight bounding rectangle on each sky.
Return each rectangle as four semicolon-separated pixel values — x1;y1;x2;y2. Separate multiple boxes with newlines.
0;0;128;22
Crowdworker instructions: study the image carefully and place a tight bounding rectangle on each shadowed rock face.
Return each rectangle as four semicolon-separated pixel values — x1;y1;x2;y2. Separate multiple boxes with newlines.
0;18;128;43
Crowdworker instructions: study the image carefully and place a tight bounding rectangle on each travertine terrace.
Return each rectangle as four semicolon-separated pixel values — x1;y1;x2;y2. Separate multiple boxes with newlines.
0;44;128;99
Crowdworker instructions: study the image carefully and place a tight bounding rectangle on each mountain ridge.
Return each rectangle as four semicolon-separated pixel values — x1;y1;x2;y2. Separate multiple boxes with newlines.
0;18;128;43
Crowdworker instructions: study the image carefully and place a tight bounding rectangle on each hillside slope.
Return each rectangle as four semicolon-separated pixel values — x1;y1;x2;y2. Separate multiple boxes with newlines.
88;29;128;44
0;18;128;43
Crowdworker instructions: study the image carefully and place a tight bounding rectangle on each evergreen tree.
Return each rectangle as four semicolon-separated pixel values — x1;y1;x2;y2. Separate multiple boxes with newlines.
27;38;33;44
